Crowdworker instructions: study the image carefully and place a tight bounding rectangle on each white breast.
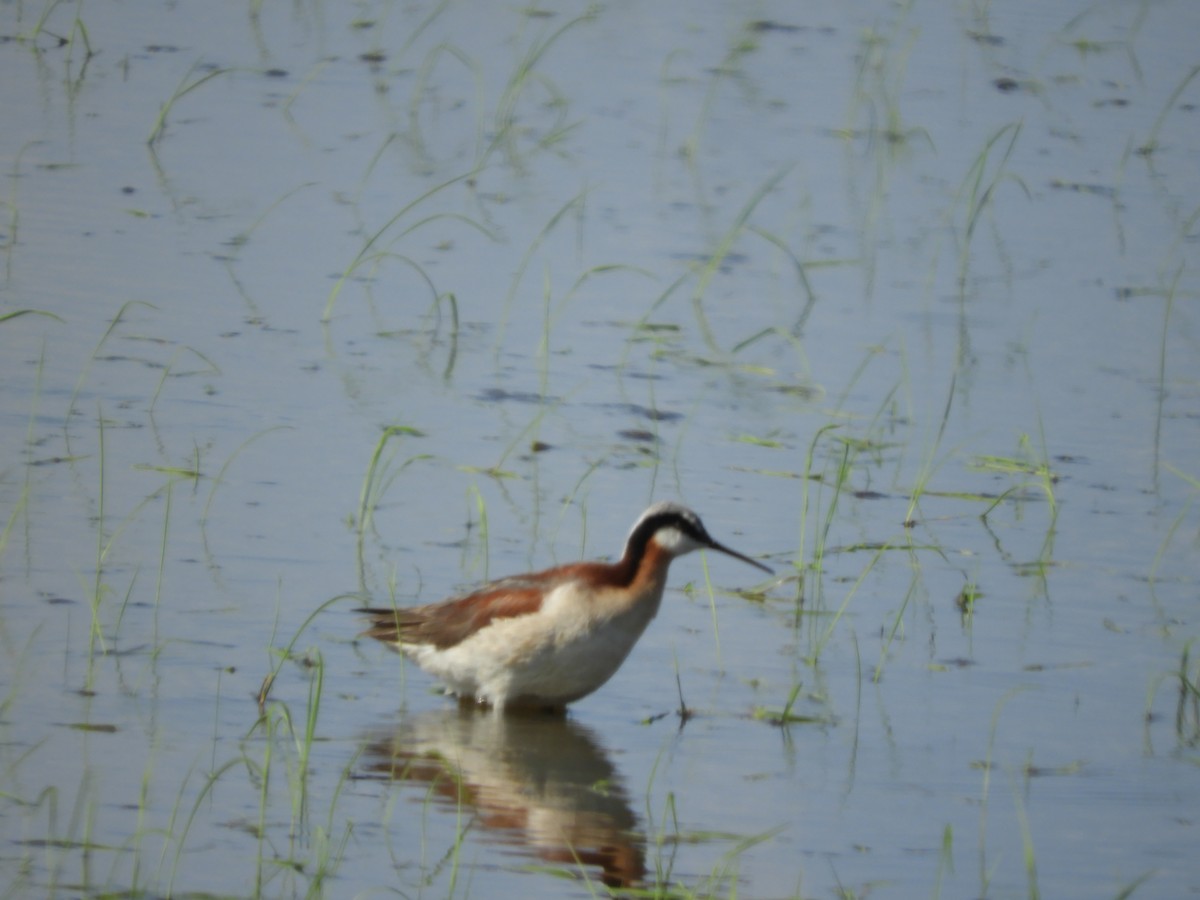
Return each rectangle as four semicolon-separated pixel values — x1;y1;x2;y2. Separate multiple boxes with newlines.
405;579;666;709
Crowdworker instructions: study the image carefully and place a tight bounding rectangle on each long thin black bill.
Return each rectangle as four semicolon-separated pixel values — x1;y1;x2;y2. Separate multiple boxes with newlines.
708;539;773;574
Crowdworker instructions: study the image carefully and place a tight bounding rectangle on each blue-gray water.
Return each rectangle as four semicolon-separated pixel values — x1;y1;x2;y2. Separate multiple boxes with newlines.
1;2;1197;897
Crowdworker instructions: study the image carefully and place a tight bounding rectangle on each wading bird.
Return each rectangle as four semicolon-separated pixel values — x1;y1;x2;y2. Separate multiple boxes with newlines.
357;501;771;712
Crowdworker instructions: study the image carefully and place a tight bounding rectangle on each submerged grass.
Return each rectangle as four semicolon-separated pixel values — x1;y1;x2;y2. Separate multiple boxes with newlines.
689;166;795;354
1138;62;1200;156
199;424;291;584
4;5;1194;897
354;424;431;590
1175;640;1200;748
1152;263;1182;482
10;0;93;63
479;9;596;173
146;62;235;147
974;435;1058;516
637;768;787;899
1150;464;1199;585
322;172;493;323
492;190;586;357
953;121;1029;291
86;403;108;682
1;143;47;280
64;299;156;454
792;423;853;623
1;338;46;566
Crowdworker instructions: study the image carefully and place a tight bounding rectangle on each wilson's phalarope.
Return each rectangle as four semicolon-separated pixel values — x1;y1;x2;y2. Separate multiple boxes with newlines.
357;501;771;712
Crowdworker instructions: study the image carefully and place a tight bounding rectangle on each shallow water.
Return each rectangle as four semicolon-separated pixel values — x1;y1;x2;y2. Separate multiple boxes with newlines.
2;1;1198;897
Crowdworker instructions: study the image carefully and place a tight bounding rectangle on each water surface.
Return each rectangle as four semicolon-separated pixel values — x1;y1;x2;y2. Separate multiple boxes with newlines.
1;1;1198;897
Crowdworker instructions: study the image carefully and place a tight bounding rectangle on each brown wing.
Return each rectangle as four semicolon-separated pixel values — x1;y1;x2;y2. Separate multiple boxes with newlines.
356;563;600;651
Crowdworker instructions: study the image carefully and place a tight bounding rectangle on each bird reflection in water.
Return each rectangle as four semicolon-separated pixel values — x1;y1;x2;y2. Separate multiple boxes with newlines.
358;707;645;888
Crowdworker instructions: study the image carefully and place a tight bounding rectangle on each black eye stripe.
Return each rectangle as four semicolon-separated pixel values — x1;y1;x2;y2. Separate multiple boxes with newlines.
624;509;709;558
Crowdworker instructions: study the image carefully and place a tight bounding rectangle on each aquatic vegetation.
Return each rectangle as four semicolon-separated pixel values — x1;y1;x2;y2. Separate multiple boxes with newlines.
2;1;1196;897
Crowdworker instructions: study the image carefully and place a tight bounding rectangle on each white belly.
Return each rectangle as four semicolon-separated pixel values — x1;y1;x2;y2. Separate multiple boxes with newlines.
405;581;663;709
